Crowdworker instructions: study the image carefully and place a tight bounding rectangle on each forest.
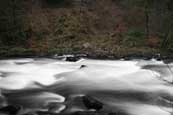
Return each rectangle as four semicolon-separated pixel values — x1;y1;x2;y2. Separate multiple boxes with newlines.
0;0;173;58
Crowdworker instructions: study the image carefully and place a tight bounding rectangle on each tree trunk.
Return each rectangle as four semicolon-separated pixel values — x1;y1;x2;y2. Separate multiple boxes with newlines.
145;1;149;40
12;0;16;27
11;0;16;44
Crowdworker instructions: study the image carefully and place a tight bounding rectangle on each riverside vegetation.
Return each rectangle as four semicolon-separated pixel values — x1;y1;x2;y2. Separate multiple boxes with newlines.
0;0;173;58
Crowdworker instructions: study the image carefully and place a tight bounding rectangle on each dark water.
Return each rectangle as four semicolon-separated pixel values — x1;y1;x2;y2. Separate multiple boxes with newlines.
0;58;172;115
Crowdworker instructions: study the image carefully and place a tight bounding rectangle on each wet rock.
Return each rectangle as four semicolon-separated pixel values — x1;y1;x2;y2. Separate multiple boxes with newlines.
80;65;87;69
66;56;80;62
0;94;7;108
123;54;151;60
123;53;162;61
82;96;103;111
153;54;161;61
0;105;21;115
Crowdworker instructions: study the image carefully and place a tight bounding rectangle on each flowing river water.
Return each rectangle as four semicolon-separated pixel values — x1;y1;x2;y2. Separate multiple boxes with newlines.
0;58;173;115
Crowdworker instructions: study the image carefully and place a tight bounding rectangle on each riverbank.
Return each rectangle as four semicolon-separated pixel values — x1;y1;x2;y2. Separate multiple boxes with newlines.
0;50;173;62
1;44;173;61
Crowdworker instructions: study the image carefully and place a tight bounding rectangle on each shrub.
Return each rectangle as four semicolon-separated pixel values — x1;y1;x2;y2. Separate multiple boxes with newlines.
123;28;145;47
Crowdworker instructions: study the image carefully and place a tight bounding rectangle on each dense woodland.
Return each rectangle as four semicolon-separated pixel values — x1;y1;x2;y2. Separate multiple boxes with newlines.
0;0;173;58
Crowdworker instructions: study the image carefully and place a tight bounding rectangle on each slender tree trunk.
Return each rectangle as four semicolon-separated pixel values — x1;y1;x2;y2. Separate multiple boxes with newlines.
11;0;16;44
145;1;149;40
161;13;173;49
80;0;84;14
12;0;16;28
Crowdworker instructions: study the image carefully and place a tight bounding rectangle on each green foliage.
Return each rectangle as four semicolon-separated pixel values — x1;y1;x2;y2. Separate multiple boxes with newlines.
0;0;173;57
0;29;27;46
34;31;46;41
0;0;27;47
47;47;77;55
127;29;145;38
0;47;35;58
161;32;173;51
123;28;145;47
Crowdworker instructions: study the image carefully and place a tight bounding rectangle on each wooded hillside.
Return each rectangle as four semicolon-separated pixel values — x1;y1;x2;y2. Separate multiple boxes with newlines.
0;0;173;57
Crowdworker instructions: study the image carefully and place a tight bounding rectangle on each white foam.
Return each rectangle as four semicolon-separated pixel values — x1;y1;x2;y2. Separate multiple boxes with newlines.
0;58;173;115
122;103;171;115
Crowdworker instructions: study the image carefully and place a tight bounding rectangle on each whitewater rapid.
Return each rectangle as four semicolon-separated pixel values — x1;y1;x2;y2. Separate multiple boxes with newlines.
0;58;172;115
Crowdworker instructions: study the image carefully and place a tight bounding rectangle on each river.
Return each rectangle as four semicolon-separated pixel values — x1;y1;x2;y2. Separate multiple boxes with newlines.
0;58;172;115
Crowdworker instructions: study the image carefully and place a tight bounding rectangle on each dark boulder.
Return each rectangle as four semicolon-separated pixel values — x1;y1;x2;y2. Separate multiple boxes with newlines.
66;56;80;62
123;53;162;61
80;65;87;69
0;105;21;115
82;96;103;111
123;54;150;60
153;54;161;61
0;94;7;108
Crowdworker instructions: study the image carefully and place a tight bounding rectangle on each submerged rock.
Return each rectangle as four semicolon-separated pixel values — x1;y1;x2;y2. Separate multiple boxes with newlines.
0;105;21;115
82;96;103;111
80;65;87;69
0;94;7;108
